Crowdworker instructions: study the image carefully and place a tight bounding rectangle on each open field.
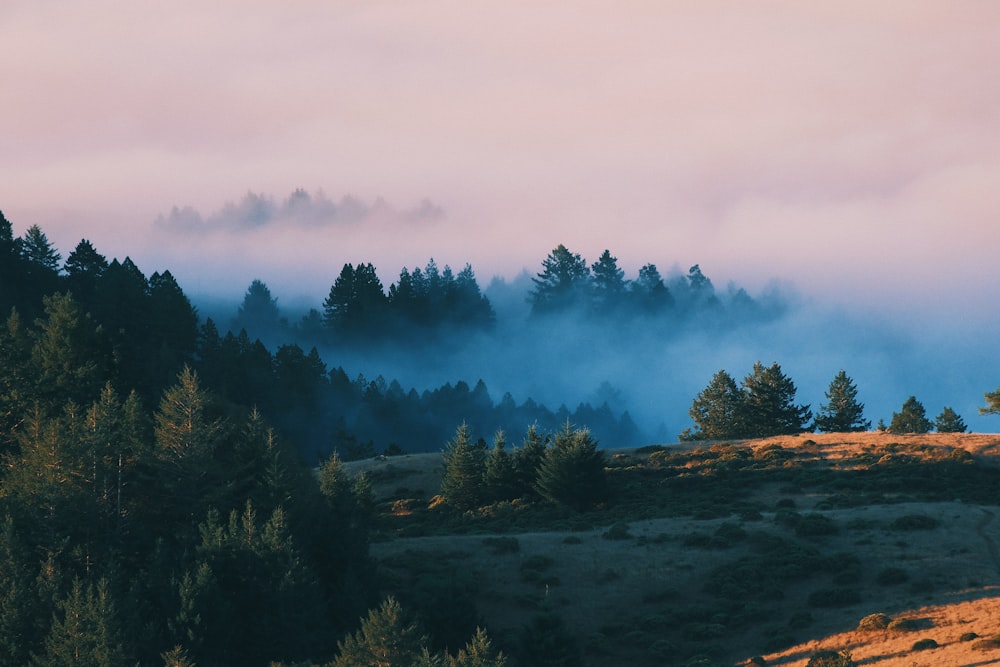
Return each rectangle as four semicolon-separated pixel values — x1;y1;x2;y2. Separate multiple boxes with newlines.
347;433;1000;666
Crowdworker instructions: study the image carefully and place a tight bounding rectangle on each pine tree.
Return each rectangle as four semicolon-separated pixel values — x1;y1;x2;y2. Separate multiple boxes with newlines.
590;249;626;315
483;430;519;503
31;292;106;407
33;577;129;667
160;645;196;667
0;516;37;666
20;224;62;272
448;627;507;667
440;424;485;511
813;370;870;432
513;425;547;496
934;406;967;433
981;388;1000;416
331;597;428;667
740;362;812;437
534;423;606;511
530;244;591;315
681;370;743;440
888;396;933;434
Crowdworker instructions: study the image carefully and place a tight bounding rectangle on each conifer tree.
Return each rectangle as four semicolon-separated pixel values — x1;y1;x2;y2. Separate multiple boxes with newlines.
20;224;62;273
740;361;812;437
534;422;606;511
440;423;485;511
813;370;870;432
888;396;933;434
448;627;507;667
530;244;591;315
33;577;129;667
934;406;968;433
331;597;428;667
981;388;1000;416
483;430;519;503
681;370;743;440
513;424;547;497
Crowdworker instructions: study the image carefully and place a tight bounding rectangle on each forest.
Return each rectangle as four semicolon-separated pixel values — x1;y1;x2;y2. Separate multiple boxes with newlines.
2;209;997;666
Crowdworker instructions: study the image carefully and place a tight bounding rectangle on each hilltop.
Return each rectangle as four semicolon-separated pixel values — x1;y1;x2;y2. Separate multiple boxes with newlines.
348;432;1000;666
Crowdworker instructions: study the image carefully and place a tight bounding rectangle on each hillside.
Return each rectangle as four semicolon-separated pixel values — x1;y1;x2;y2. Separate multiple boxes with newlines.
347;432;1000;666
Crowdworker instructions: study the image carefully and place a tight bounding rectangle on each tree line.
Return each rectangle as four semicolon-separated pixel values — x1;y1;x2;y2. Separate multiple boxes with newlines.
682;364;973;441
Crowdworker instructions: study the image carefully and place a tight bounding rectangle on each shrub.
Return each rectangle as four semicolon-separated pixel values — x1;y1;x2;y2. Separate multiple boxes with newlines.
856;613;890;631
972;635;1000;651
960;631;979;641
911;638;938;650
562;535;583;545
806;649;855;667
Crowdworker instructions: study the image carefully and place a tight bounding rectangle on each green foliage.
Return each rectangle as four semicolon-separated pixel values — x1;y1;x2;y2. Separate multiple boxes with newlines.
483;430;520;503
934;406;967;433
807;587;861;608
813;370;870;432
739;362;812;438
890;514;940;531
447;627;507;667
440;423;486;511
533;423;607;511
911;638;938;650
331;597;428;667
981;387;1000;416
33;577;128;667
888;396;933;434
682;370;743;441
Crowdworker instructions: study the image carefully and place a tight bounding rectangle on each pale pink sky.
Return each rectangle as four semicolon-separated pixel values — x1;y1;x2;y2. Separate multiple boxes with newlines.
2;1;999;309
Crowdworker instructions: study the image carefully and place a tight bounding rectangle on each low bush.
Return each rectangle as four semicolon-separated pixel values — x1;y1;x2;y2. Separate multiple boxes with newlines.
795;513;839;538
960;631;979;641
602;522;631;540
911;638;938;650
972;635;1000;651
856;613;890;631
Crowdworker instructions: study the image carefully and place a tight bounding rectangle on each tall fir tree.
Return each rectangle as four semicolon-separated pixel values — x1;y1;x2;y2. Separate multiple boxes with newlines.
533;422;606;511
739;361;812;437
934;406;968;433
440;423;485;511
681;370;743;440
813;370;870;432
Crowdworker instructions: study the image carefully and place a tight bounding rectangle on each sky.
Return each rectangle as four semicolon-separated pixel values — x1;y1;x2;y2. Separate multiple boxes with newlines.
2;2;999;433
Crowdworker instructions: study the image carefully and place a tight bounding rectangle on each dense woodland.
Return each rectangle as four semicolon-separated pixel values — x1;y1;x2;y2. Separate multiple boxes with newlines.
2;209;997;666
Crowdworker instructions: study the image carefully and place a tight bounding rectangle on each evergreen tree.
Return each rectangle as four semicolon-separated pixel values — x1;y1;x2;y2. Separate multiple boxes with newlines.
533;422;606;511
160;645;196;667
64;239;109;304
518;612;582;667
0;516;38;666
440;424;485;511
530;244;591;315
631;263;672;314
681;370;743;441
331;597;428;667
934;406;968;433
20;224;62;273
590;249;626;315
888;396;933;434
0;308;34;437
813;370;870;432
323;263;387;335
513;425;547;496
981;388;1000;416
33;577;129;667
483;430;519;503
31;292;106;407
448;627;507;667
232;279;281;335
740;361;812;437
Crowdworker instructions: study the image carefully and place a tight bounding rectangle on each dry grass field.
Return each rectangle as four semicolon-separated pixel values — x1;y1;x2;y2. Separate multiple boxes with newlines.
346;433;1000;666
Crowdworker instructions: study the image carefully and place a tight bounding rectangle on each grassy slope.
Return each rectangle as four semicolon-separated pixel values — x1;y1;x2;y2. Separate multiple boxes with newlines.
347;432;1000;666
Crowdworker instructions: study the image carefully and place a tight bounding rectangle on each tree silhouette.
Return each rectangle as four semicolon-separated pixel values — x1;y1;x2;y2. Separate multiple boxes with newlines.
740;361;812;437
534;422;606;511
681;370;743;440
530;244;591;315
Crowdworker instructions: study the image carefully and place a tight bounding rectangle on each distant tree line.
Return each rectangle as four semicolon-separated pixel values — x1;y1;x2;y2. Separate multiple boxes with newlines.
229;244;780;347
682;364;973;440
0;212;641;460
